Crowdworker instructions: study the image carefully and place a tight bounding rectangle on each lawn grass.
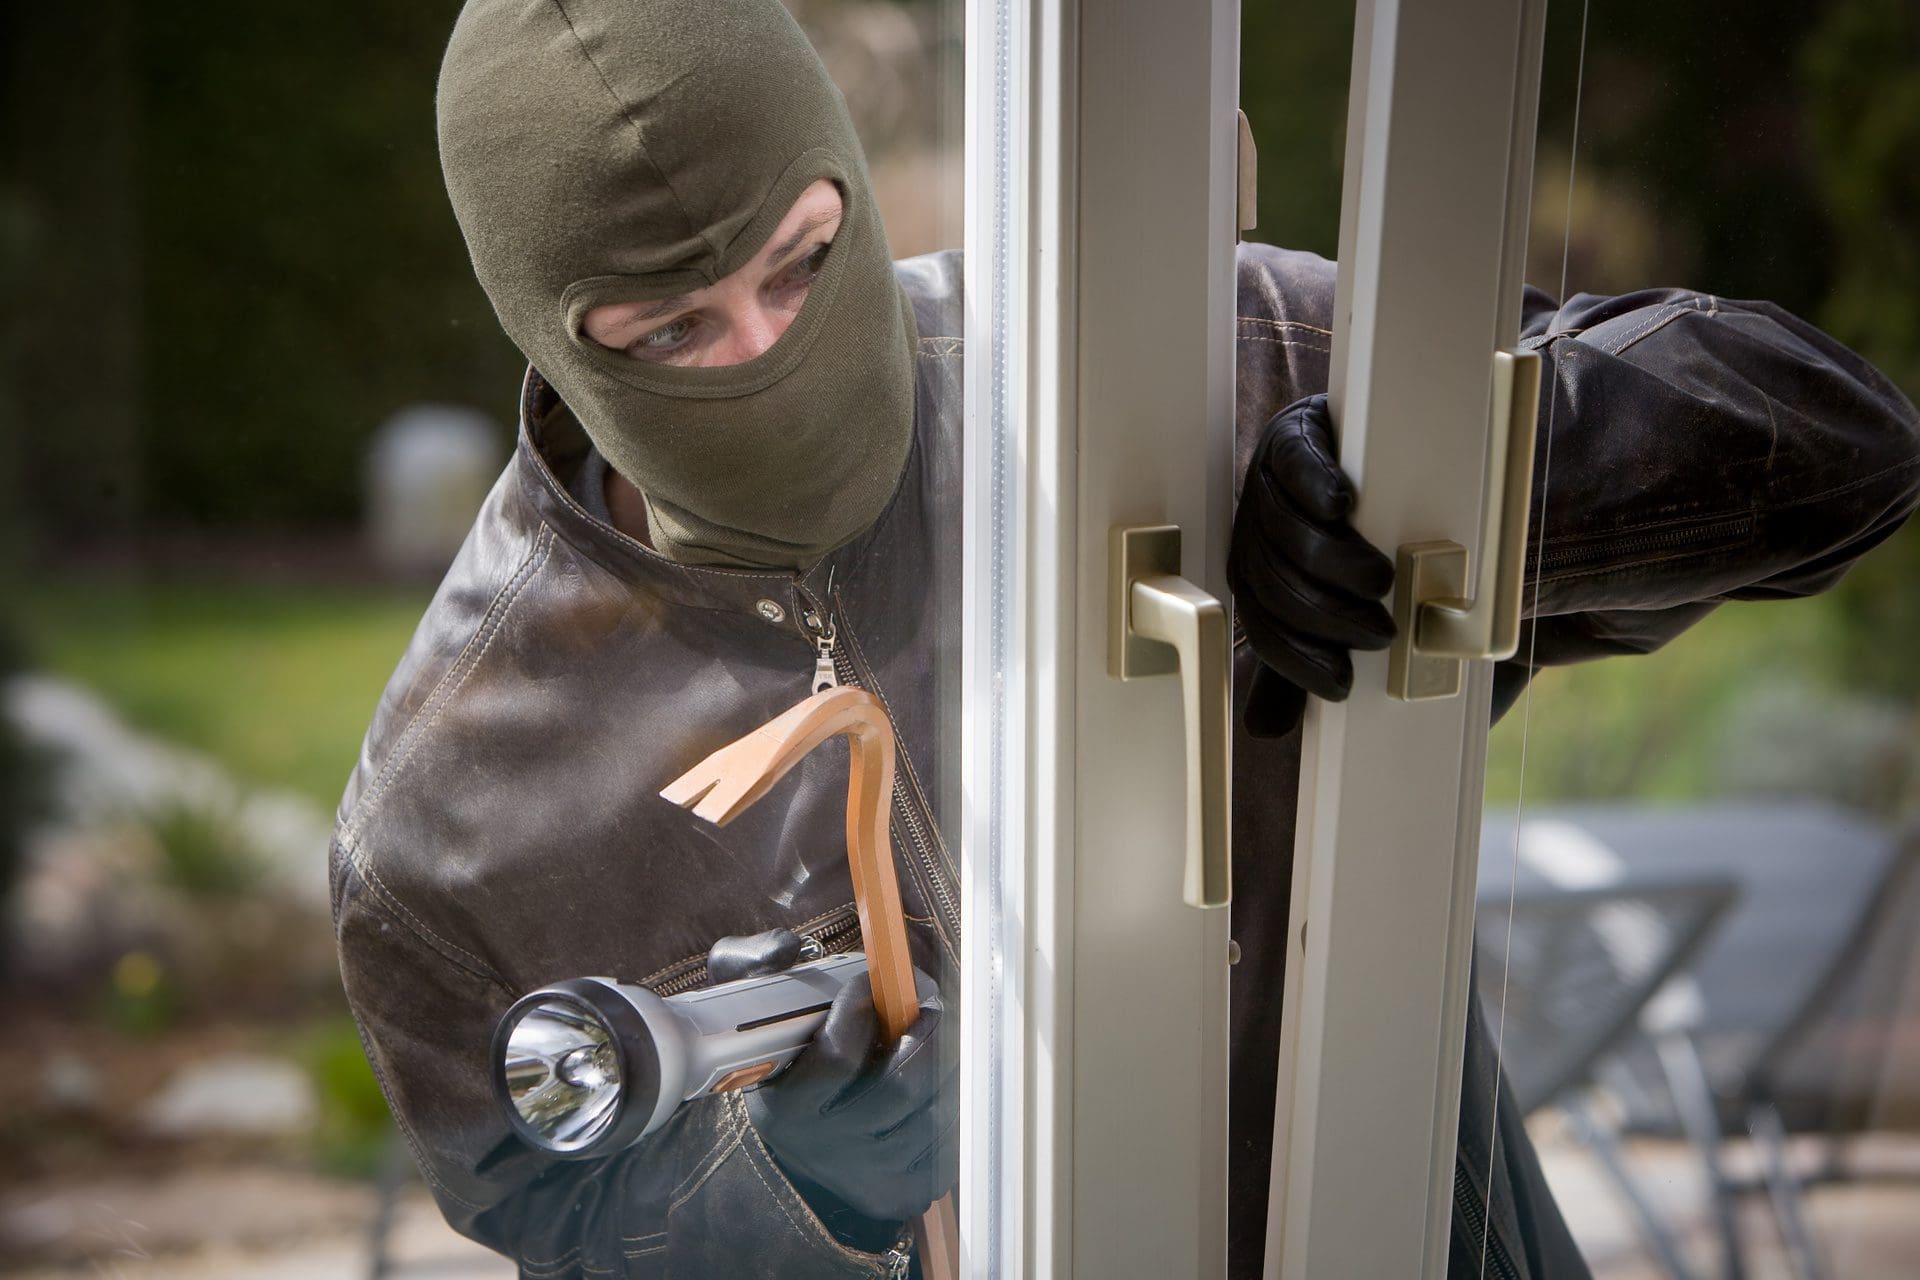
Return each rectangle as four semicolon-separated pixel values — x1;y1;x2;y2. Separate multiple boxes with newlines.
18;576;433;812
12;569;1886;817
1485;593;1849;807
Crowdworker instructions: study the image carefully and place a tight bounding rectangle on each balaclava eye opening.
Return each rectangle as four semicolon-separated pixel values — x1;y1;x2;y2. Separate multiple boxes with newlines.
437;0;917;570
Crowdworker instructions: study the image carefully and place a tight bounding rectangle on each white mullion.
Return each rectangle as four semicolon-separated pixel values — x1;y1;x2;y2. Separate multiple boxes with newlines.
961;0;1034;1272
1267;2;1548;1277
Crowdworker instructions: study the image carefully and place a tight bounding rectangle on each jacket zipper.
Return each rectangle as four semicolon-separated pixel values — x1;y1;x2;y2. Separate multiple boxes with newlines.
883;1228;914;1278
798;587;967;955
645;905;865;997
1453;1161;1522;1280
798;585;962;952
1529;513;1753;574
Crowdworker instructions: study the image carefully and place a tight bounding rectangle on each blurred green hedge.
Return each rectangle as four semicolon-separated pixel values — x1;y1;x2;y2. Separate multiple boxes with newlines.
2;1;521;542
3;0;1914;547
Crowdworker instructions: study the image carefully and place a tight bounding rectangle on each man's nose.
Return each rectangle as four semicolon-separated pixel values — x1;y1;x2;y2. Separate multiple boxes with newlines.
721;304;792;364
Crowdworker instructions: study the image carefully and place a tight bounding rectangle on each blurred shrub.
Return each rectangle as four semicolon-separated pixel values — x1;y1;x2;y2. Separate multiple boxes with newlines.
1803;0;1920;399
3;1;522;541
1712;680;1917;816
0;625;47;977
301;1016;394;1179
145;801;263;898
97;947;179;1036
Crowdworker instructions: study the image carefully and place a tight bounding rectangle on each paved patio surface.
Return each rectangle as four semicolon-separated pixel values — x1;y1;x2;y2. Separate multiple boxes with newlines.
5;1130;1914;1277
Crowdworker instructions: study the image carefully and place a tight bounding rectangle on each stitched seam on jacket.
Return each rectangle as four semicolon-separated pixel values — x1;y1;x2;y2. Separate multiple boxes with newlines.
338;526;555;980
1755;452;1920;512
1595;294;1716;355
1236;335;1332;353
519;1249;615;1278
665;1130;743;1217
335;866;494;1213
1237;316;1334;337
519;1244;584;1274
1536;450;1920;571
342;523;554;853
734;1099;893;1273
666;1099;750;1208
519;414;801;586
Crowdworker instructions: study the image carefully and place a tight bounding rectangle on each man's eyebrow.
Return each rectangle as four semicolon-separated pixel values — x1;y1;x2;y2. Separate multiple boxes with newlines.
636;293;693;322
620;210;837;330
766;209;839;269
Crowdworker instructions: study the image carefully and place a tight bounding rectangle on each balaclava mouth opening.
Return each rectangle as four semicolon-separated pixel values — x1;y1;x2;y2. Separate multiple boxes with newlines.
437;0;917;571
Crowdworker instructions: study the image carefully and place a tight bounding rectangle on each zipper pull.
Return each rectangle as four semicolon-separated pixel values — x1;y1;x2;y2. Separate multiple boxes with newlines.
884;1229;914;1278
806;610;840;693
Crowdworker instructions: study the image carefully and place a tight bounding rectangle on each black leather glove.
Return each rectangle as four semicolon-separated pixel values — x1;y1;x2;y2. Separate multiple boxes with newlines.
1228;394;1396;738
706;928;956;1241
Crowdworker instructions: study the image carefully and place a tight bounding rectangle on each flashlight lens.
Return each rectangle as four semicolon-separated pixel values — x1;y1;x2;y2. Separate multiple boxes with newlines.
501;996;623;1152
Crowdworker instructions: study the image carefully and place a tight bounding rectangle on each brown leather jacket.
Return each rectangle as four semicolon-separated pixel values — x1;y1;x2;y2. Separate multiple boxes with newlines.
333;245;1920;1278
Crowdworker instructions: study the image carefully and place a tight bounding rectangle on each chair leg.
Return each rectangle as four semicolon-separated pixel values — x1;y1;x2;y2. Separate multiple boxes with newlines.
366;1127;413;1280
1747;1099;1829;1280
1654;1032;1747;1280
1564;1095;1701;1280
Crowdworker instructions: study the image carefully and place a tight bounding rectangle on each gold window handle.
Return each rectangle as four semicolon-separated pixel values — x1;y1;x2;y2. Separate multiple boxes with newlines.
1109;525;1233;909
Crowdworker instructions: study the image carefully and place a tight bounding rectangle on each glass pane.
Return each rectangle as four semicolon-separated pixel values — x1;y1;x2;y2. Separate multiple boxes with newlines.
1479;3;1920;1275
2;1;966;1275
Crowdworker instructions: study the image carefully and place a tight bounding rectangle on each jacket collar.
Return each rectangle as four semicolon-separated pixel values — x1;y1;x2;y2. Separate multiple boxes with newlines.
510;366;910;616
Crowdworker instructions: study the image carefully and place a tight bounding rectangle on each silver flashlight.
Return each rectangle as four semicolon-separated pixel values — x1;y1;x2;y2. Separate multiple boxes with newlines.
492;951;869;1158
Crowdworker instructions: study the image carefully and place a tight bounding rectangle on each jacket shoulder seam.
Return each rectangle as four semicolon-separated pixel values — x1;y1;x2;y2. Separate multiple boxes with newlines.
334;938;494;1213
336;852;515;995
1590;293;1719;356
336;525;557;983
340;522;555;860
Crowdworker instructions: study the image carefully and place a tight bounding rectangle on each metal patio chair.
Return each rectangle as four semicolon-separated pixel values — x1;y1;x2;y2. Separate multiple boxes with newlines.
1481;804;1920;1280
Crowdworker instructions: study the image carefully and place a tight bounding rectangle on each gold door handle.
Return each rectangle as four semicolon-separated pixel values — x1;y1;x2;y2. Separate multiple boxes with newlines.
1388;349;1543;700
1109;525;1232;908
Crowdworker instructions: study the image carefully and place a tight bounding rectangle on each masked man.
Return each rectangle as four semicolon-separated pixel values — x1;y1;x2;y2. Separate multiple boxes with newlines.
332;1;1920;1276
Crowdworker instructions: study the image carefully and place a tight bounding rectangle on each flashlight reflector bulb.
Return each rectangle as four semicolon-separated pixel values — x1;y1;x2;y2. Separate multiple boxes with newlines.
501;996;624;1152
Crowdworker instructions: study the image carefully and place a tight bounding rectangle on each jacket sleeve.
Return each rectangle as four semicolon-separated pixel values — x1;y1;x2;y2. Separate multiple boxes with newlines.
332;848;903;1280
1490;284;1920;718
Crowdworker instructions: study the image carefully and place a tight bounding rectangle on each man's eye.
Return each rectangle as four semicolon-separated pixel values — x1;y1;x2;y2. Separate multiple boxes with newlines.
775;242;832;293
632;316;696;357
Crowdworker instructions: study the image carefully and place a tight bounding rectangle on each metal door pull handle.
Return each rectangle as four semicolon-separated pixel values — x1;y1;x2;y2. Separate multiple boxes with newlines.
1109;525;1232;908
1388;349;1543;700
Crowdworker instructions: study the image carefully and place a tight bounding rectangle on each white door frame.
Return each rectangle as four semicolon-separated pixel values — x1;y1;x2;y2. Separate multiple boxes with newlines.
962;0;1243;1275
1266;1;1548;1276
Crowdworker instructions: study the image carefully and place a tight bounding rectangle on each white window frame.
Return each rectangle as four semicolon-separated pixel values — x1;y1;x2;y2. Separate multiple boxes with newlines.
963;0;1243;1275
963;2;1549;1275
1267;2;1548;1276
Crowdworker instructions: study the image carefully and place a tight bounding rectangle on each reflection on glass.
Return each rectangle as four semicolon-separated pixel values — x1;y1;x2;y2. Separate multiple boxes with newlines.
1481;3;1920;1276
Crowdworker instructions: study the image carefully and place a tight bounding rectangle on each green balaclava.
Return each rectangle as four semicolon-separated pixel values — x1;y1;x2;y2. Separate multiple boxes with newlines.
437;0;917;570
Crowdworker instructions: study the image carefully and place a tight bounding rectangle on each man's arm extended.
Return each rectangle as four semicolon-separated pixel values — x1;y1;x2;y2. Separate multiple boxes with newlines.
1491;284;1920;716
1228;242;1920;726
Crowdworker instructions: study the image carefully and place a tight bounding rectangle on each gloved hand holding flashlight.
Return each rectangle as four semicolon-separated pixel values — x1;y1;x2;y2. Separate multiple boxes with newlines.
1228;394;1397;738
708;928;958;1236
